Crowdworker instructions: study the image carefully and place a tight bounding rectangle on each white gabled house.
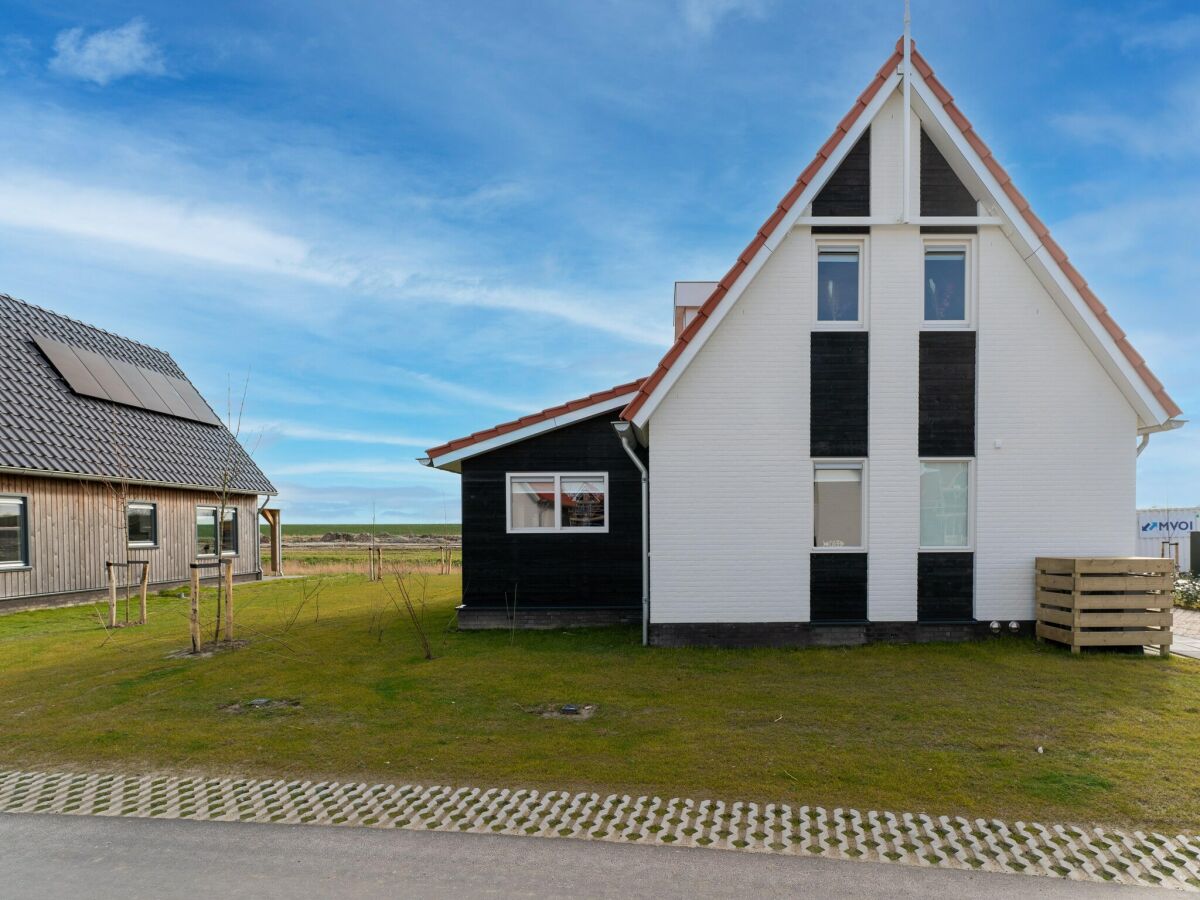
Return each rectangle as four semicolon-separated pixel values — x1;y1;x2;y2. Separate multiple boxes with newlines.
424;37;1183;647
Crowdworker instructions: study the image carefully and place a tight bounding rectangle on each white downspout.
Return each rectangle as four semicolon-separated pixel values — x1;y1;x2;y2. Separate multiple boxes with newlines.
1137;433;1151;456
612;421;649;646
902;0;912;224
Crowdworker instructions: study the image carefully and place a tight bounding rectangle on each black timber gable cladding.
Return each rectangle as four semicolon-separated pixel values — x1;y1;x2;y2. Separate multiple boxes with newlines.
811;332;869;457
812;130;870;218
459;411;642;610
810;553;868;622
920;129;976;217
919;331;976;457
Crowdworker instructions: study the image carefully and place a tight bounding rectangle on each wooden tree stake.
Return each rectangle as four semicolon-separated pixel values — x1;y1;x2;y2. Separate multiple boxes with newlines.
139;562;149;625
106;563;117;629
189;567;201;653
223;560;235;642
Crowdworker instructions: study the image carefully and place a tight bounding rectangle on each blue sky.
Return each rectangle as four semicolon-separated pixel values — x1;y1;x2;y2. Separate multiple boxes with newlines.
0;1;1195;521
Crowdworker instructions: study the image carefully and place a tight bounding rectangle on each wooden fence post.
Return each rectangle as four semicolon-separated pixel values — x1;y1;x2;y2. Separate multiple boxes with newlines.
106;563;117;628
223;560;234;642
189;566;201;653
139;562;149;625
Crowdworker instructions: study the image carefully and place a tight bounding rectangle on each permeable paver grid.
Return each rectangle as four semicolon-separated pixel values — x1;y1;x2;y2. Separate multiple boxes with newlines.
0;770;1197;892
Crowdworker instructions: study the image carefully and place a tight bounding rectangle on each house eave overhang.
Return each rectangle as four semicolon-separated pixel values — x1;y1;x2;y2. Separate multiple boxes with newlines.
426;391;641;473
0;464;276;496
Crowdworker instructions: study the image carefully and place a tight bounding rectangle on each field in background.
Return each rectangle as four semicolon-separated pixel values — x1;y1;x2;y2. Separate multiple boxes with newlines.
261;523;461;537
268;546;458;576
0;573;1198;832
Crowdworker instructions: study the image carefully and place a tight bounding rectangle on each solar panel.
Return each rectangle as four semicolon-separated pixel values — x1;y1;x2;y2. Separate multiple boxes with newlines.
141;368;197;420
32;337;110;401
33;334;221;427
109;358;173;415
166;375;223;425
75;348;141;408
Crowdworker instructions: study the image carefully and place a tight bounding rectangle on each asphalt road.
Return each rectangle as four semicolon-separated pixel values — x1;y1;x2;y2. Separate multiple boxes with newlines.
0;813;1153;899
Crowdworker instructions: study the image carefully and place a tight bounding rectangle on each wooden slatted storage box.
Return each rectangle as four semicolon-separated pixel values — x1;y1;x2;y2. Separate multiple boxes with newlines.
1035;557;1174;656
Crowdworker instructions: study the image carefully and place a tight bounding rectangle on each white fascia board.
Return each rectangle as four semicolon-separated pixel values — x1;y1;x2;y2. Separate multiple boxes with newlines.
629;71;902;430
909;74;1168;428
427;392;639;472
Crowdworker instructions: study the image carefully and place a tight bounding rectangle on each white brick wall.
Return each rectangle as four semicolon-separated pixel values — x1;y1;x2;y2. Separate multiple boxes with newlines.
974;229;1135;620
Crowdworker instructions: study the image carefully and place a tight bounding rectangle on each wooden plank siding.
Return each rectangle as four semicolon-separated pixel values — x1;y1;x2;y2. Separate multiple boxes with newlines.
0;472;261;603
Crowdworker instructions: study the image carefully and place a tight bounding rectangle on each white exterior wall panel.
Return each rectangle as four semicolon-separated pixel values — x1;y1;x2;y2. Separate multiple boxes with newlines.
649;230;812;623
974;228;1135;620
866;227;921;620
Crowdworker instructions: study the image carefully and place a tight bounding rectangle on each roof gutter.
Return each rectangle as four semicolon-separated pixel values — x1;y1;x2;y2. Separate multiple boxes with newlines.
612;420;650;647
0;465;276;496
1137;417;1186;456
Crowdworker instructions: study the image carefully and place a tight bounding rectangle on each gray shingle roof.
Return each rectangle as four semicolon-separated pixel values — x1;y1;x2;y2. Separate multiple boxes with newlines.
0;294;275;494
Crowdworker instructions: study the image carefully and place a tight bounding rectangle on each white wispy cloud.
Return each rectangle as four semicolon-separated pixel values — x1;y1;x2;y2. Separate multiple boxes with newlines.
1121;15;1200;53
49;18;166;86
271;459;431;478
679;0;768;38
0;172;342;284
244;420;441;448
1052;76;1200;162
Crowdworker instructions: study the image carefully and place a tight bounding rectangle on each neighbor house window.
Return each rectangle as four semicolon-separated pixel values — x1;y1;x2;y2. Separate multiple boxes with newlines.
127;502;157;548
924;246;968;322
0;496;28;568
920;460;970;548
813;464;864;549
816;246;862;323
196;506;238;557
508;474;608;533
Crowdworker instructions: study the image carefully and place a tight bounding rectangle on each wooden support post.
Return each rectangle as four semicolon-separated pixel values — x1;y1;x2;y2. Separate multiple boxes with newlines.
189;567;201;653
223;560;234;642
106;563;117;629
368;546;375;581
139;562;149;625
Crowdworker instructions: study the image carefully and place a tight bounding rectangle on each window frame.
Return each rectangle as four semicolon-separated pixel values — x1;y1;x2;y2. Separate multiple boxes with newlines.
505;472;610;534
921;237;976;329
0;493;30;570
918;458;975;551
126;500;158;549
811;460;868;552
195;505;240;558
813;237;869;329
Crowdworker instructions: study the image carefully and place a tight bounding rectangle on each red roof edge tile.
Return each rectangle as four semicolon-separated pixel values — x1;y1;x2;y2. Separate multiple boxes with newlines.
620;41;1180;423
426;377;647;460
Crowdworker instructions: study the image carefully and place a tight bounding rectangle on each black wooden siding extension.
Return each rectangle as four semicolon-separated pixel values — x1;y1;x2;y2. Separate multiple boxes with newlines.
919;331;976;457
812;130;870;218
920;129;976;217
811;332;869;457
810;553;868;622
459;412;642;610
917;552;974;621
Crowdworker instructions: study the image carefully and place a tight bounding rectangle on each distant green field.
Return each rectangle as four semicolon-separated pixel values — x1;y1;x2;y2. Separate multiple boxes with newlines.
260;523;461;537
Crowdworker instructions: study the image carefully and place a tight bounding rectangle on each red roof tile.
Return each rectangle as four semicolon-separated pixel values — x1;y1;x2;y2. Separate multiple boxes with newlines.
621;40;1180;422
425;378;646;461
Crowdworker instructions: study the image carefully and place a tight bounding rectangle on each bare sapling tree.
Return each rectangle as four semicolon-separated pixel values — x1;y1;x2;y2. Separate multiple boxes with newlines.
379;567;434;660
208;368;262;646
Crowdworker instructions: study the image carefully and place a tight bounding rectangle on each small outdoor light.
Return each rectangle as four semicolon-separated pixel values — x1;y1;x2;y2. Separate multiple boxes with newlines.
989;620;1001;634
1008;621;1020;634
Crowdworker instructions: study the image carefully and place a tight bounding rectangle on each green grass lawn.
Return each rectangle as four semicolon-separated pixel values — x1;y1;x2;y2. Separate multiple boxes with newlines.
1;575;1198;832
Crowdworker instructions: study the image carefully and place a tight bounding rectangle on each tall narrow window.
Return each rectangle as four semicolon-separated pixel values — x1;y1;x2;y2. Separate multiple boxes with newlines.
817;248;860;322
813;465;863;548
920;461;970;548
220;508;238;555
508;474;608;533
127;502;157;547
196;507;217;557
0;496;28;568
924;247;967;322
